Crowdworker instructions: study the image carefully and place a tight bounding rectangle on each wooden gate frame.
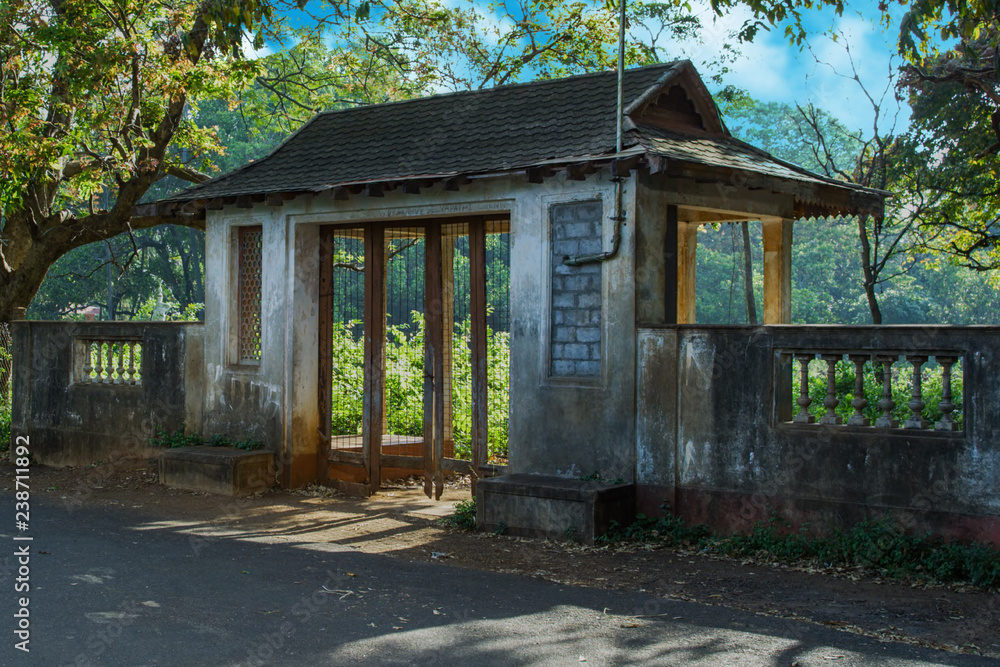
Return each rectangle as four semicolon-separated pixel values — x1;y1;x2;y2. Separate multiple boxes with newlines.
318;217;505;498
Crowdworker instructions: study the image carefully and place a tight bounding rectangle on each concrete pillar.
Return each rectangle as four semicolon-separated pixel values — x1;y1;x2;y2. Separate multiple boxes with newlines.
676;221;698;325
762;217;793;325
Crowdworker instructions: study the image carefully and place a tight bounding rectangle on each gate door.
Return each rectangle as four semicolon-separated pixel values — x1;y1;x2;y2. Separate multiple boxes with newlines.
320;219;509;497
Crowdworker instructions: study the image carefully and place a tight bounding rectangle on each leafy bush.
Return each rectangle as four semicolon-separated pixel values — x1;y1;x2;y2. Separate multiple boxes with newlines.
0;402;10;457
438;498;477;531
598;507;711;549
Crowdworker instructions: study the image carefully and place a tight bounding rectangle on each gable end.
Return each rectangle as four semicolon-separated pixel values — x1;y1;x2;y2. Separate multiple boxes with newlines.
638;85;705;132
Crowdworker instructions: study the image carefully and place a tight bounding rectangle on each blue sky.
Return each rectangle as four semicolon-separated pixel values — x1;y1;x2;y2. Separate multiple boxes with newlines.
676;1;910;136
249;0;911;138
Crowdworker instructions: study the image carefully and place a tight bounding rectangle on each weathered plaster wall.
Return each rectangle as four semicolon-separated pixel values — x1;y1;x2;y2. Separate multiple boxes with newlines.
506;171;637;482
10;321;203;466
636;325;1000;543
200;169;641;486
202;209;287;476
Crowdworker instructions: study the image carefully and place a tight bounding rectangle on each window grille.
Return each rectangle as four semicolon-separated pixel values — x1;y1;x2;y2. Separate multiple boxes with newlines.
238;226;263;362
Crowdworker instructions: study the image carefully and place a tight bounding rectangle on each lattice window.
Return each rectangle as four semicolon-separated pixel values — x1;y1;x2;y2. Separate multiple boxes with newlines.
238;226;263;362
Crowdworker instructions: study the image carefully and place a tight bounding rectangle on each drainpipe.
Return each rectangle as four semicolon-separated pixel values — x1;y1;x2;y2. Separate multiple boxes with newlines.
563;0;627;267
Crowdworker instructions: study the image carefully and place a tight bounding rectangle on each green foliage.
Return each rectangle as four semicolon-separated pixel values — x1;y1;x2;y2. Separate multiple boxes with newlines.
598;507;712;548
0;402;10;457
438;498;477;531
602;508;1000;589
795;358;964;427
27;226;206;322
149;426;265;451
721;514;1000;588
206;433;267;451
150;426;202;449
330;312;510;462
696;214;1000;326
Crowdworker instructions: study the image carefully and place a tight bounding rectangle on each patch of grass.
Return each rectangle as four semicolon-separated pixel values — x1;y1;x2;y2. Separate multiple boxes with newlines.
150;426;266;451
439;498;477;531
599;506;1000;589
599;507;711;549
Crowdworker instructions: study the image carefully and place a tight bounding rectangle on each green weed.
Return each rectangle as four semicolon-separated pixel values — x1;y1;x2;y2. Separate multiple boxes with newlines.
439;498;477;532
150;426;265;451
600;506;1000;589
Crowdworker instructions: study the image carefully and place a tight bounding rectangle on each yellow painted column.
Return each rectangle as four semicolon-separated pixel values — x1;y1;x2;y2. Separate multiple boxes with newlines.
676;221;698;324
762;217;793;324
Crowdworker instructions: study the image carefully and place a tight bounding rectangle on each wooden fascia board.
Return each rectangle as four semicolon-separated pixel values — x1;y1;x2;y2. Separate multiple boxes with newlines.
644;175;796;220
677;207;760;224
653;162;884;218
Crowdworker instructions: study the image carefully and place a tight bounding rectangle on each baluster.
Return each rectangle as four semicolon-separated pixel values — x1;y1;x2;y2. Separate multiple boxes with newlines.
792;353;815;423
127;342;138;385
105;340;114;384
819;354;842;424
133;342;142;385
116;342;125;384
904;355;929;429
93;341;105;383
875;355;897;428
83;340;94;384
847;354;870;426
935;355;958;431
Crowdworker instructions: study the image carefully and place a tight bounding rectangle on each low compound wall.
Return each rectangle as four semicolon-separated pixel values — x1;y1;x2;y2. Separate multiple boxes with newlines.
10;321;204;466
636;325;1000;545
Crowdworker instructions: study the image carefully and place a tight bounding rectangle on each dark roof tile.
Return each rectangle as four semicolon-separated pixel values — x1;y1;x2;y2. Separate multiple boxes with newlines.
162;63;680;202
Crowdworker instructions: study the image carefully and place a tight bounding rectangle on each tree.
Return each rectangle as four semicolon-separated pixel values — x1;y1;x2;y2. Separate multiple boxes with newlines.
895;47;1000;271
709;0;1000;275
0;0;279;323
7;0;728;324
726;88;916;324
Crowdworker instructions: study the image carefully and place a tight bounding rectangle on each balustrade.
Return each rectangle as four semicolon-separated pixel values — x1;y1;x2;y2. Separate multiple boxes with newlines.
78;338;143;385
785;350;962;432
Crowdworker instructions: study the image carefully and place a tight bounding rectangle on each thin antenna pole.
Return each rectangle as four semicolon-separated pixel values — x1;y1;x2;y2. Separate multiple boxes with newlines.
616;0;626;154
562;0;628;268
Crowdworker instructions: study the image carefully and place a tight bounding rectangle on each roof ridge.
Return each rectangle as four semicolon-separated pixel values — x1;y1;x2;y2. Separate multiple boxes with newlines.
308;60;683;120
168;61;682;201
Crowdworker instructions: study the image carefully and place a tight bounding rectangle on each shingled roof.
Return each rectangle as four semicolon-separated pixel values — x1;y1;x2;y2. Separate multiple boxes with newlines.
147;61;884;217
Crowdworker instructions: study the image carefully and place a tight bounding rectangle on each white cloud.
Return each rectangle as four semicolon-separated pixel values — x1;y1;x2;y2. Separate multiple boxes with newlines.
241;32;274;60
644;1;908;137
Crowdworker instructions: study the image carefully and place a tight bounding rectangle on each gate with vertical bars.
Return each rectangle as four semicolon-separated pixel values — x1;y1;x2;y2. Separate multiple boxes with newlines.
318;217;510;498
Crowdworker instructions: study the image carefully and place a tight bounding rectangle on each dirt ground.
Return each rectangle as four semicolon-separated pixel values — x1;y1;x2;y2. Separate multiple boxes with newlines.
11;457;1000;660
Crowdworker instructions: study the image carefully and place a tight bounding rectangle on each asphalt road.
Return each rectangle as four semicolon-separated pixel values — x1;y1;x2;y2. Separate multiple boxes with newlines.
0;494;996;667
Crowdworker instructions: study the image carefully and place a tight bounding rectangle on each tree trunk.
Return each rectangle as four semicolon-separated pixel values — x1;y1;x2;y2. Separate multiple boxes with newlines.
741;221;758;325
856;214;883;324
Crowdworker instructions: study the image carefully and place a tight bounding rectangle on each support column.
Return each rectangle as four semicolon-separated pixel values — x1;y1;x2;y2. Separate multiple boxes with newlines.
676;221;698;324
363;224;386;494
441;230;455;458
469;219;488;489
762;217;793;325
